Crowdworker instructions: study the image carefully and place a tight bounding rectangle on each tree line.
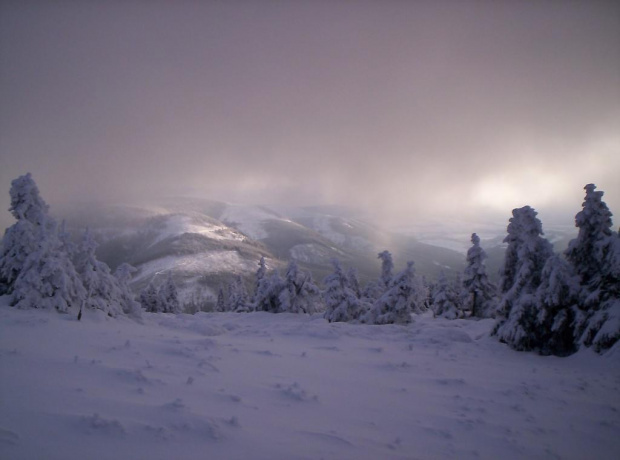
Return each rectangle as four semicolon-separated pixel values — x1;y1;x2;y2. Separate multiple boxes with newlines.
0;174;617;355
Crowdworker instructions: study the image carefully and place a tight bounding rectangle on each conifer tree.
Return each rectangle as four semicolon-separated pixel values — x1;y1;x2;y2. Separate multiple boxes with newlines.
323;259;367;322
73;229;123;317
227;275;250;312
11;219;86;312
566;184;619;351
215;284;226;312
0;173;51;294
463;233;496;318
114;263;142;317
535;255;579;355
378;250;394;289
432;271;463;319
494;206;553;350
139;280;160;312
363;261;416;325
252;256;267;304
158;272;182;314
254;270;285;313
1;174;86;312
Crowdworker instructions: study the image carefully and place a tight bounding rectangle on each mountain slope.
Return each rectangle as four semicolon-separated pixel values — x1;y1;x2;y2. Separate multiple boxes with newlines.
54;198;469;307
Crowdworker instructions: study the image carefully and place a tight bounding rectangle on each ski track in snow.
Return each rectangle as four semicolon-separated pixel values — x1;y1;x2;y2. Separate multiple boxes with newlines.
1;302;619;460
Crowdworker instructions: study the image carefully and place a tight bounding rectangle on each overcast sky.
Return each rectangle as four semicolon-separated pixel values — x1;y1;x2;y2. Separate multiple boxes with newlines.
1;0;619;232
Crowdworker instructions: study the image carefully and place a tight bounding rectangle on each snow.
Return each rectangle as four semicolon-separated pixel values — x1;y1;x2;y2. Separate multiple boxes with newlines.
220;205;280;240
290;243;343;264
149;214;246;247
133;251;257;282
1;300;618;460
311;215;372;251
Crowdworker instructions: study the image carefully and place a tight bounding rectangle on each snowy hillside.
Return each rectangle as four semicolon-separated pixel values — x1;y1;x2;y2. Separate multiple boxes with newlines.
1;301;619;460
53;199;467;304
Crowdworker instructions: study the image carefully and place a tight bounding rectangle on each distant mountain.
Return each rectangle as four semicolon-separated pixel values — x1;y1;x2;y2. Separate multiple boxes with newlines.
52;198;484;307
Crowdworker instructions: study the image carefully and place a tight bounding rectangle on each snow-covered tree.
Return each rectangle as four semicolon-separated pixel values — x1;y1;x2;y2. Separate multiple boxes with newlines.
278;260;322;314
73;229;123;317
360;281;384;303
113;263;142;317
295;271;323;314
10;219;86;312
363;261;416;325
535;255;579;356
378;250;394;289
0;173;50;294
227;275;250;312
158;272;182;314
8;172;49;224
432;271;463;319
566;184;614;289
494;206;554;350
346;267;361;298
254;270;285;313
252;256;267;304
0;174;85;312
412;274;430;314
139;281;160;312
463;233;496;318
215;284;226;312
566;184;619;351
323;259;367;322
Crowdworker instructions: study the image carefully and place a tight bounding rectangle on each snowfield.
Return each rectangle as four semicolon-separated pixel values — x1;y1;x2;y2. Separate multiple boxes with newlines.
1;301;619;460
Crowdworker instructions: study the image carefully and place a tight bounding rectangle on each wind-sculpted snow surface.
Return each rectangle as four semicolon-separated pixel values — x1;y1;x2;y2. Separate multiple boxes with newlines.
1;299;619;460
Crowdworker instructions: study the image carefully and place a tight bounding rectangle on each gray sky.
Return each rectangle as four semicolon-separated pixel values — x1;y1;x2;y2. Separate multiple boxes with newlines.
1;0;619;232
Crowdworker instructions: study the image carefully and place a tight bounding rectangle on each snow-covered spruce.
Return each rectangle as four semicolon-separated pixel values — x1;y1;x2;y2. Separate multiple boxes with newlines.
158;272;182;314
323;259;368;323
251;256;267;305
226;274;250;312
362;261;417;325
252;260;321;314
254;269;285;313
494;206;554;351
431;271;464;319
1;174;85;312
11;219;86;312
279;260;322;314
566;184;620;351
463;233;496;318
0;173;50;295
377;250;394;290
139;281;161;313
535;255;580;356
73;229;124;317
114;263;142;317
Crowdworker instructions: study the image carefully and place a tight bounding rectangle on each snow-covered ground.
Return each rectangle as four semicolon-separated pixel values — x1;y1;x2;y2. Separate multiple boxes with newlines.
133;251;258;283
148;214;247;247
220;204;280;240
1;301;618;460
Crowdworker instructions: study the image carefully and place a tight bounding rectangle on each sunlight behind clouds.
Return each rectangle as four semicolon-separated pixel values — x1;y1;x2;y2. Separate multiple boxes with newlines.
471;172;570;213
